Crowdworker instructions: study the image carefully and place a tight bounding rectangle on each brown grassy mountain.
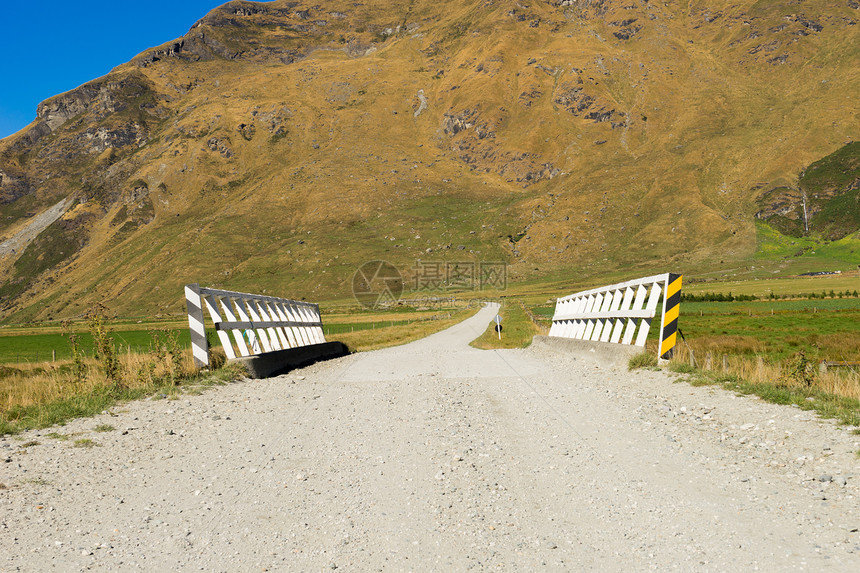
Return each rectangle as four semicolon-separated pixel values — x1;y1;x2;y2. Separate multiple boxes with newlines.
1;0;859;322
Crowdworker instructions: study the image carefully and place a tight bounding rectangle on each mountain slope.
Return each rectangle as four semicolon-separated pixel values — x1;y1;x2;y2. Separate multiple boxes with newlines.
1;0;859;321
756;141;860;239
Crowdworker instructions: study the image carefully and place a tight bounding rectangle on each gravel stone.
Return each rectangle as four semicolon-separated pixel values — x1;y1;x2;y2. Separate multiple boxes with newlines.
1;305;858;570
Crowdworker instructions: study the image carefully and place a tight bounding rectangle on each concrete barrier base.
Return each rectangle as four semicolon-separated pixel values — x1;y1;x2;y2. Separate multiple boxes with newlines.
530;335;645;370
228;341;350;379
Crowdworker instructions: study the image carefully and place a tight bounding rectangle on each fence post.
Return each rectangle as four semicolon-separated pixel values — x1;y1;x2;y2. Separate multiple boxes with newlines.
185;283;210;368
659;273;683;359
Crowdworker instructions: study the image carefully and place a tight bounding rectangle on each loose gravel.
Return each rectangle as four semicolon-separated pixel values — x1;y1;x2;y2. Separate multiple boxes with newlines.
1;304;859;571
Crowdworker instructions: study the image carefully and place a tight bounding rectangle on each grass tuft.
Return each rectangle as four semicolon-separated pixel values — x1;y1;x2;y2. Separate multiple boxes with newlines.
668;362;697;374
628;352;658;370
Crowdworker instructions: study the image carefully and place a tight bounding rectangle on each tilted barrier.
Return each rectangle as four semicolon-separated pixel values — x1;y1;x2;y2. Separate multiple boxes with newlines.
185;283;325;368
548;273;682;359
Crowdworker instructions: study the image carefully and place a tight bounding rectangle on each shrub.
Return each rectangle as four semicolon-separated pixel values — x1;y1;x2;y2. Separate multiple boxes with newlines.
62;320;87;388
89;311;123;389
784;350;816;387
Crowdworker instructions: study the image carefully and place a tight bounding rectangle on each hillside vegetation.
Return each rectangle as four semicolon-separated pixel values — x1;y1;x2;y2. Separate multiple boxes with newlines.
1;0;859;322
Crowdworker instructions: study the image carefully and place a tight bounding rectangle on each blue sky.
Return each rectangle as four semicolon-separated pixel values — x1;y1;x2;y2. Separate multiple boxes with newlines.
0;1;237;140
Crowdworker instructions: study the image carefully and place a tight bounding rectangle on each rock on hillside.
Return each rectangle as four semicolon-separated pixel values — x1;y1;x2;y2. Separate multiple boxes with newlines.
1;0;859;321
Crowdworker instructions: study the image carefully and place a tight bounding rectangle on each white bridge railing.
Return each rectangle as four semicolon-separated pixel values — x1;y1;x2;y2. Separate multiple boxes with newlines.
185;284;326;368
548;273;682;359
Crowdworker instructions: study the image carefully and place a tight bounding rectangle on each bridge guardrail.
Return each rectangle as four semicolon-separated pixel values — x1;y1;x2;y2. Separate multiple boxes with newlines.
185;284;325;368
548;273;682;359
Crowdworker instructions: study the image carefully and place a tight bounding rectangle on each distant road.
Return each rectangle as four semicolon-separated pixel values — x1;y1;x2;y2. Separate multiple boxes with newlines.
2;304;859;571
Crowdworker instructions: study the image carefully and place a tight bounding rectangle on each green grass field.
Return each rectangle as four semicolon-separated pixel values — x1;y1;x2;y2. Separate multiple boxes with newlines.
0;316;438;365
676;307;860;362
528;296;860;364
0;329;191;364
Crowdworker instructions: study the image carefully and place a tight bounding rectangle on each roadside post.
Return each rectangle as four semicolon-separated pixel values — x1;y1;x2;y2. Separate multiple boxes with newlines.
494;314;503;340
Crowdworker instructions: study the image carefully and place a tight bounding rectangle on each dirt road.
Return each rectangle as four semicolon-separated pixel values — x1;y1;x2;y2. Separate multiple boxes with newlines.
2;304;859;571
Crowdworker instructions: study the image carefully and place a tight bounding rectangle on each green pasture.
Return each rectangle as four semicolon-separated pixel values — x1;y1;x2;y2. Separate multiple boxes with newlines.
0;320;415;365
529;297;860;363
0;329;191;365
682;298;860;314
684;273;860;299
674;306;860;363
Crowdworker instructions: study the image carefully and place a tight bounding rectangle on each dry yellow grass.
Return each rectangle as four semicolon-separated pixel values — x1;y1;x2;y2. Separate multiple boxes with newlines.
666;344;860;403
0;349;196;414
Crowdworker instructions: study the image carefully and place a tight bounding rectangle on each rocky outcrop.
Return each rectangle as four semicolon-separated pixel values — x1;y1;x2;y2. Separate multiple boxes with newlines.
442;108;557;187
108;181;156;240
796;17;823;33
135;2;321;66
555;0;611;18
36;74;155;131
126;181;149;206
136;39;198;66
0;169;30;205
225;1;271;17
610;18;642;40
252;106;291;137
237;123;256;141
586;107;628;129
755;186;804;220
554;82;595;114
519;86;543;108
78;123;147;154
442;109;478;136
135;30;246;65
134;1;392;68
207;137;234;158
553;81;627;128
37;86;98;131
5;121;52;151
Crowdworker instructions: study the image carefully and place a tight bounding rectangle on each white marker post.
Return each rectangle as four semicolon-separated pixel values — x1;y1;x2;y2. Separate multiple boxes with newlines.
494;314;502;340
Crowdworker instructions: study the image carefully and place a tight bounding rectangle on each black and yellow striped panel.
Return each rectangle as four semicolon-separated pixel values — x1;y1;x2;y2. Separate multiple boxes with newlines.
659;273;683;359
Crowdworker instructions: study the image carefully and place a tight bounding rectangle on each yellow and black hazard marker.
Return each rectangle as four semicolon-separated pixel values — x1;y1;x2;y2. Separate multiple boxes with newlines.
659;273;683;359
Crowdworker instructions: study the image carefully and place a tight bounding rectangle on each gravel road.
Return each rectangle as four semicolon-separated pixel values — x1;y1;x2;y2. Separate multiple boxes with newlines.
2;303;859;571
